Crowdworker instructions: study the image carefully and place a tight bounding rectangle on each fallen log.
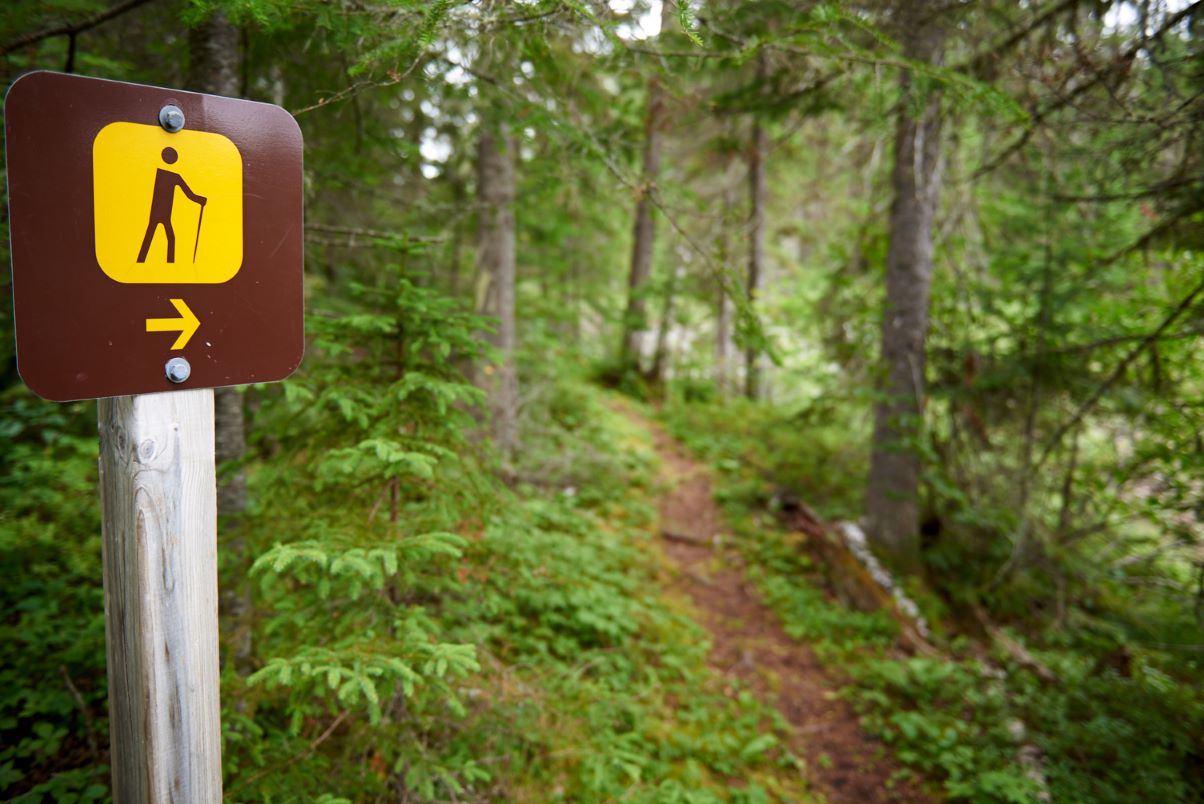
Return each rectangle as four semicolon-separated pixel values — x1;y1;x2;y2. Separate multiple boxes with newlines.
661;529;712;546
781;504;936;655
971;604;1058;684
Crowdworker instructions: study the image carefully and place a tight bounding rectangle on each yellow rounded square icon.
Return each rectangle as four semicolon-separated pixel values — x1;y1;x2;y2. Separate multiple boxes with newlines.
93;122;242;283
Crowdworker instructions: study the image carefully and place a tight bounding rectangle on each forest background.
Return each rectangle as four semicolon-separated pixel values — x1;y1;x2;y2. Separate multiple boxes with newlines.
1;0;1203;801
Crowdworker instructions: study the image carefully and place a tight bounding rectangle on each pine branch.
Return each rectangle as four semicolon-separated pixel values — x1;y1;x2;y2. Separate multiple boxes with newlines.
306;222;441;242
975;0;1203;177
0;0;154;56
958;0;1081;79
225;710;350;796
1035;270;1204;469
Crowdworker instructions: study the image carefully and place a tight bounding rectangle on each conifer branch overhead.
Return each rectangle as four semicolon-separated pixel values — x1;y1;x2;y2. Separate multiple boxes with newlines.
0;0;153;56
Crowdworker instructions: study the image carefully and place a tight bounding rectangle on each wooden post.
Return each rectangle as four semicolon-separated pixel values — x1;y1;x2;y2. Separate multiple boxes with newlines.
98;389;223;802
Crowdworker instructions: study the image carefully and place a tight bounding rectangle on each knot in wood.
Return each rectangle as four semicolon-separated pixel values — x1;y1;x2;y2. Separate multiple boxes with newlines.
137;438;158;463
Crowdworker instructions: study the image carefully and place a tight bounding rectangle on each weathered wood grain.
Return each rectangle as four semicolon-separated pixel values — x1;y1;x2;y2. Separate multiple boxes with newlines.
98;389;222;803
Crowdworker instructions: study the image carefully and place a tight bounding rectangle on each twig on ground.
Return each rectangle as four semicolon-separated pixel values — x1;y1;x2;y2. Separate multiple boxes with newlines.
59;665;98;762
227;710;351;796
972;604;1058;684
662;529;711;546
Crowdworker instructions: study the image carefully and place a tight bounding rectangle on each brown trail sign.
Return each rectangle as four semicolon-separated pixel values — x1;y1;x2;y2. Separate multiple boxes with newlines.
4;71;305;802
5;70;304;401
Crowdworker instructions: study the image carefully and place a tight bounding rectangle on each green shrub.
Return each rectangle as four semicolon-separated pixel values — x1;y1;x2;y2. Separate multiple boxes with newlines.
0;391;109;801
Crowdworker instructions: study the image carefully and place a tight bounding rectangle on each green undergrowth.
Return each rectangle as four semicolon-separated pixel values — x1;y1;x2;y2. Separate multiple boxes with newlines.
656;394;867;523
660;397;1204;804
232;277;815;799
458;374;813;802
0;391;110;801
0;287;814;801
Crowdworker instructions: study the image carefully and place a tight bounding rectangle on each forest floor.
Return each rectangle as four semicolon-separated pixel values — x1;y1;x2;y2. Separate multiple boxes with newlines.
616;402;933;803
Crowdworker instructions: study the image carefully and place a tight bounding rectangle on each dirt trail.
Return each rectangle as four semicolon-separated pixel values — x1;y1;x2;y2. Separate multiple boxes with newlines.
630;408;932;803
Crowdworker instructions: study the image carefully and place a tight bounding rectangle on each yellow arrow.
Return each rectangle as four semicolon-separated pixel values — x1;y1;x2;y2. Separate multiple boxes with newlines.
146;298;200;350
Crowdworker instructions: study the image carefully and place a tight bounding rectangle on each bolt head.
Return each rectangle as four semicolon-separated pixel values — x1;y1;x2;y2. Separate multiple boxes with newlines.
165;357;191;384
159;105;185;133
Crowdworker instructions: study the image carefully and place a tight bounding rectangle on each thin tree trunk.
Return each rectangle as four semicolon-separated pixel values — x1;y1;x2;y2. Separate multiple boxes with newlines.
619;0;675;373
651;260;682;383
187;10;252;672
269;61;285;107
188;13;239;100
744;106;767;400
863;11;946;575
716;284;732;397
477;127;519;460
188;12;243;518
449;175;467;296
567;192;583;348
715;190;734;398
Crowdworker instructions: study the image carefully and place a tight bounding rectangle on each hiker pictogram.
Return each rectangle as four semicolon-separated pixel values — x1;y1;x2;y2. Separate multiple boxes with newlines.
93;121;244;284
136;146;207;264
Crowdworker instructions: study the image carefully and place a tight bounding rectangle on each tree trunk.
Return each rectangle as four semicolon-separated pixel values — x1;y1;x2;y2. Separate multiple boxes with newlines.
448;174;467;296
716;285;732;397
269;61;286;107
188;13;244;520
619;0;675;373
651;260;682;384
187;10;252;672
188;13;239;100
744;108;768;400
477;127;519;460
715;190;734;398
863;11;946;575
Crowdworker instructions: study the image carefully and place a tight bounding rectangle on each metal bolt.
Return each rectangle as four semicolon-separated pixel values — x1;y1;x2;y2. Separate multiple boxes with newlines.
165;357;191;384
158;104;185;132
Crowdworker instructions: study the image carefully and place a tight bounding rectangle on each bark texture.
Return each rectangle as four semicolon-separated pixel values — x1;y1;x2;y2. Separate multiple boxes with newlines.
619;0;675;372
477;128;519;459
863;10;946;575
187;12;239;101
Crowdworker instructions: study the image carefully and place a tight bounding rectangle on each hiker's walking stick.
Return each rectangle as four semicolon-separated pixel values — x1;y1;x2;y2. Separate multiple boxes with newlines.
192;200;206;262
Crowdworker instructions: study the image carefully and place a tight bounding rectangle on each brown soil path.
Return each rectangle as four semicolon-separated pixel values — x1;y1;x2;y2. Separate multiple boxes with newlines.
626;406;933;803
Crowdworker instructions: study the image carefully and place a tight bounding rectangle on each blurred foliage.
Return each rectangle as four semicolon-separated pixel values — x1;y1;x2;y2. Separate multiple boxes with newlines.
663;400;1204;802
0;392;108;801
0;280;814;799
2;0;1204;800
662;395;870;522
